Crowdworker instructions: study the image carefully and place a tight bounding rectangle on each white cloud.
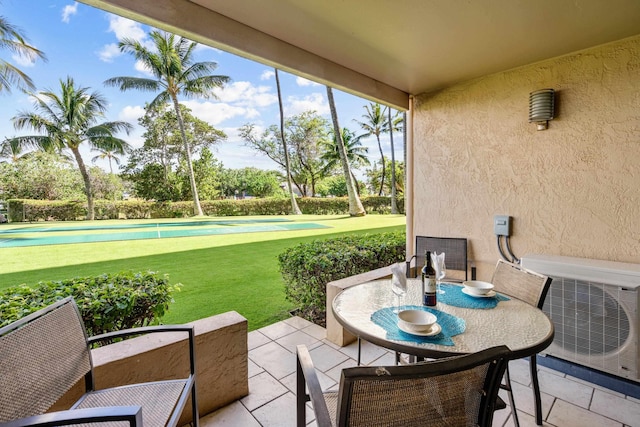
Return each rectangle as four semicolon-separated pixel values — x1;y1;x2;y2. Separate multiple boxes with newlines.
260;70;274;81
182;100;257;126
134;59;154;77
118;105;146;123
98;43;121;63
62;3;78;23
296;76;320;87
11;53;37;67
108;16;146;42
212;81;277;108
285;93;328;116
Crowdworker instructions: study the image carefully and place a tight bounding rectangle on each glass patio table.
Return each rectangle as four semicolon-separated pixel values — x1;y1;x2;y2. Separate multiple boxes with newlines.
332;278;554;360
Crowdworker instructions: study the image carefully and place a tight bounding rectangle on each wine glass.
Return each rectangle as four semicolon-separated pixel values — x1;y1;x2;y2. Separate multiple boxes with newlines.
436;254;446;294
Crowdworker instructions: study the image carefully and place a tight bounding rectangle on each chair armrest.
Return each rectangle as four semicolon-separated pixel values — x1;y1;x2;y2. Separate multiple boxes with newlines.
0;406;142;427
296;345;332;427
88;325;196;376
405;254;417;278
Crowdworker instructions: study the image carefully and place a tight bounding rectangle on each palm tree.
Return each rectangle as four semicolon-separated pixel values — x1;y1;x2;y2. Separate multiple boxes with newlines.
387;108;403;214
0;137;29;162
275;69;301;214
326;86;365;216
91;144;126;174
320;127;369;195
0;15;46;93
105;31;230;216
354;103;389;196
12;77;132;219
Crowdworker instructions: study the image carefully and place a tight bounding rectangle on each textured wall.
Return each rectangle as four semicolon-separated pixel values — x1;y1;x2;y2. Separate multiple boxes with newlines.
412;35;640;280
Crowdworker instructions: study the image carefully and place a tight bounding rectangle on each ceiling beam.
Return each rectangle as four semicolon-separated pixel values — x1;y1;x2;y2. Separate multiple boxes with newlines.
79;0;410;110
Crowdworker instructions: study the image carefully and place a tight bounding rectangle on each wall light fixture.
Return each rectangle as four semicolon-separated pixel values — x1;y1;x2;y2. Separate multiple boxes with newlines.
529;89;555;130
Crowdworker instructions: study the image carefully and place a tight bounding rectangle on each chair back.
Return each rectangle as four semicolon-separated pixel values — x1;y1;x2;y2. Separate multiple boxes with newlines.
335;345;510;427
0;297;92;422
491;260;552;308
410;236;468;281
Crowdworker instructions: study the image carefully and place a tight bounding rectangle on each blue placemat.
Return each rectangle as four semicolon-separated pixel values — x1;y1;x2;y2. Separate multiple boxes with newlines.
371;305;465;346
438;283;510;309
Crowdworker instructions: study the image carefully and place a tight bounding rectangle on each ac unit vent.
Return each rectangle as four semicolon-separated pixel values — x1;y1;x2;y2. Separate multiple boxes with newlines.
522;254;640;382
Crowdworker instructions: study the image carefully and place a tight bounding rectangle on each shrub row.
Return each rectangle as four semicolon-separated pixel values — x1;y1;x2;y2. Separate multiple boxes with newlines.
278;231;406;326
0;271;180;337
6;196;405;221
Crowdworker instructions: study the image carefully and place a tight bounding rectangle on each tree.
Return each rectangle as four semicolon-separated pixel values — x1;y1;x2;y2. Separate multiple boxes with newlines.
11;77;132;219
387;108;403;214
219;167;283;198
91;143;127;174
0;15;46;94
1;137;30;162
326;86;365;216
239;111;330;197
104;30;230;216
354;103;390;196
366;158;405;196
275;69;301;214
320;127;369;196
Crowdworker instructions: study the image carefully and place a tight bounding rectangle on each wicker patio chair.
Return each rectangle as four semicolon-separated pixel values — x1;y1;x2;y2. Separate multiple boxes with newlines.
0;296;199;427
405;236;475;281
491;259;552;426
296;344;511;427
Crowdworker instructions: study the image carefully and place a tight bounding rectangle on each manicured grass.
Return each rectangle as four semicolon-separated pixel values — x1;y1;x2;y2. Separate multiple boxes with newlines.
0;215;405;330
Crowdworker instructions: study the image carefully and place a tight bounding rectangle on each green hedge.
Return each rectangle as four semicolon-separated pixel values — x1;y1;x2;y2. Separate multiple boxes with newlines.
6;196;405;222
0;271;180;337
278;231;406;326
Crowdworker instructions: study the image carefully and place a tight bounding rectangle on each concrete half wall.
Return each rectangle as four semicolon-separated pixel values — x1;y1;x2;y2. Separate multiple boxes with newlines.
412;35;640;280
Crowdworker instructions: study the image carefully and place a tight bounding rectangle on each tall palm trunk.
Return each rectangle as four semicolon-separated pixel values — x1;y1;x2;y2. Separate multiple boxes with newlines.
326;87;365;217
276;69;301;214
171;95;203;216
71;146;95;220
388;108;398;214
376;134;386;196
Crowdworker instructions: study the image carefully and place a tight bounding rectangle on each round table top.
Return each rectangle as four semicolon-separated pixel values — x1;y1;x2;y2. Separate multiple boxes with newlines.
332;279;555;360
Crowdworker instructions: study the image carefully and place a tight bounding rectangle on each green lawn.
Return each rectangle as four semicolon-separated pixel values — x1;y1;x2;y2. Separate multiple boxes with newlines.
0;215;405;330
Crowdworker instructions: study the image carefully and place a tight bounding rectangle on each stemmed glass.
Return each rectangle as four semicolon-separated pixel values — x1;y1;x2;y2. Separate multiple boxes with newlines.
437;259;446;294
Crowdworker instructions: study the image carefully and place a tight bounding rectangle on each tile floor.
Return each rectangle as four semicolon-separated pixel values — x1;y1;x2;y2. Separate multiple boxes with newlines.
201;317;640;427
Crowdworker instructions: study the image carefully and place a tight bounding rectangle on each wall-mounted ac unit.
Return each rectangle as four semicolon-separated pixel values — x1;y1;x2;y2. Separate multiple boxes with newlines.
522;254;640;382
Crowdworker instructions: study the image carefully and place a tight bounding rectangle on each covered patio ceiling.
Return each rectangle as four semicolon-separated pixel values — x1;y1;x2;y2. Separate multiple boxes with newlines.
81;0;640;110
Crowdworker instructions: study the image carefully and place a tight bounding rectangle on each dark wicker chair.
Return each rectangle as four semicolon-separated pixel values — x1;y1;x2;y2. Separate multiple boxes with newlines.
406;236;474;281
296;344;511;427
0;296;199;427
491;260;552;426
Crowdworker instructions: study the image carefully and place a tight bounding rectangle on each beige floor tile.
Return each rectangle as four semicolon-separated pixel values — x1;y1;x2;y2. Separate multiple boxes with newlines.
247;330;271;350
241;371;288;411
301;323;327;340
508;358;533;386
548;399;622;427
248;358;264;378
324;359;358;383
508;380;555;420
369;350;396;366
283;316;315;330
252;392;313;427
538;369;594;408
249;341;296;379
308;343;350;372
566;375;626;398
276;330;322;353
200;400;261;427
590;389;640;426
337;339;389;365
280;367;336;393
258;321;298;340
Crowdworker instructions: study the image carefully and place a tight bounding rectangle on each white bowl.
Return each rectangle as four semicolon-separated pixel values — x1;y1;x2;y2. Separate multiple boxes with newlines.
463;280;495;295
397;310;437;332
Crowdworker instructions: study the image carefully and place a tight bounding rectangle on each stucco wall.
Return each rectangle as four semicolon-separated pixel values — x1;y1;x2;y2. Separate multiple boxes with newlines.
412;35;640;280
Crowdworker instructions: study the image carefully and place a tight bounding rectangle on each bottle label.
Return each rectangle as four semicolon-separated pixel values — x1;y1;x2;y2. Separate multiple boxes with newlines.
424;276;437;306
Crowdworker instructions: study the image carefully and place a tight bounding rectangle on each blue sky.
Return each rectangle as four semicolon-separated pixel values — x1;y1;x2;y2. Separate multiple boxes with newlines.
1;0;404;176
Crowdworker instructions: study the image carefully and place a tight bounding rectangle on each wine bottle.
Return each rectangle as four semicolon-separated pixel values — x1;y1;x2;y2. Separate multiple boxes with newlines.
422;250;437;306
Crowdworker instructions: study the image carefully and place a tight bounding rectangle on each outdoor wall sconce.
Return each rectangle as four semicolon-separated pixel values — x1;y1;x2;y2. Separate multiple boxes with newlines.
529;88;555;130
